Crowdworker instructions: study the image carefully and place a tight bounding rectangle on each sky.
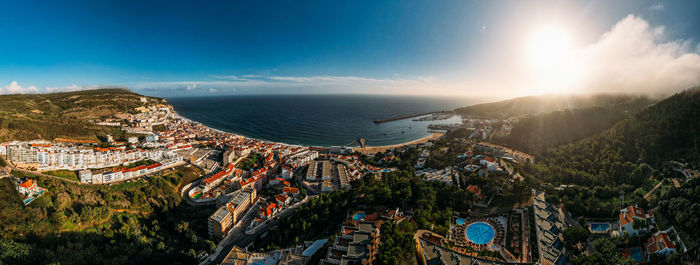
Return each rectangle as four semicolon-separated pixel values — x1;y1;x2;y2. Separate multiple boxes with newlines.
1;0;699;97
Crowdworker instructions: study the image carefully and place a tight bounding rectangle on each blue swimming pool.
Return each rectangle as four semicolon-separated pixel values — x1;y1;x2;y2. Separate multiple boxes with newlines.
352;212;366;221
456;218;465;225
589;223;610;232
630;247;644;263
466;222;495;245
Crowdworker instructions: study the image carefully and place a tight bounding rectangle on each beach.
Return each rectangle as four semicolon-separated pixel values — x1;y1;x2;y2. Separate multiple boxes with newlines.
355;132;444;154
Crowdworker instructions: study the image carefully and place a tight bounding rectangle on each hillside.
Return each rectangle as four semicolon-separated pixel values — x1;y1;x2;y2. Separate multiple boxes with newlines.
495;107;627;156
524;87;700;230
0;89;165;142
455;93;658;119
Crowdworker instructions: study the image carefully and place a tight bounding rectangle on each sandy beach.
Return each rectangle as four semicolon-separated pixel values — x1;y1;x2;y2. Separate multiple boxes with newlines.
355;132;444;154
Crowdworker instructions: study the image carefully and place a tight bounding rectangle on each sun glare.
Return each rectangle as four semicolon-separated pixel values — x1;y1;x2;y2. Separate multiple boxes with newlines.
526;26;576;93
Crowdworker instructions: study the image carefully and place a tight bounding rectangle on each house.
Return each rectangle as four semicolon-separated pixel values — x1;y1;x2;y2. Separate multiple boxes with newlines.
17;179;37;194
479;157;498;172
646;230;677;259
619;205;655;236
276;194;291;206
467;185;484;200
282;186;300;196
258;202;280;219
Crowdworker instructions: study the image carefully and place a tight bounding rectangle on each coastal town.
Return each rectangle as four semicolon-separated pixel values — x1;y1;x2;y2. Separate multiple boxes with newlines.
1;97;697;265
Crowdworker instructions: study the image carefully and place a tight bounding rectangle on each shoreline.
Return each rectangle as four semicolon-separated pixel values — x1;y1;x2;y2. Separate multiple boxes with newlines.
355;132;444;154
173;111;447;151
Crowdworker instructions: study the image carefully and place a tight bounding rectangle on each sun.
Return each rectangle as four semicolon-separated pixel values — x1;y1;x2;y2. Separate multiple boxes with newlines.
525;25;576;93
527;26;573;71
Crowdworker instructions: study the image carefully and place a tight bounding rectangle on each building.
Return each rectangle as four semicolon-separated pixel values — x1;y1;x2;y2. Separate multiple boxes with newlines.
321;221;380;265
208;206;233;238
128;137;139;144
306;161;318;181
78;169;92;183
533;191;569;265
17;179;37;194
7;145;38;164
106;135;114;143
467;185;484;200
337;164;351;189
321;161;332;180
619;205;655;236
145;134;159;142
276;194;291;206
208;187;257;238
646;230;677;259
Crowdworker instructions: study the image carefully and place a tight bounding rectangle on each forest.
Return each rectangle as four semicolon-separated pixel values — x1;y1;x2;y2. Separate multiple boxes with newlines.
0;166;214;265
518;88;700;218
495;107;626;156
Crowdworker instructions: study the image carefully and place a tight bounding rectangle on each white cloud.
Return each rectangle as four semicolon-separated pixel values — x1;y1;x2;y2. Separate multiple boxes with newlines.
134;74;448;95
650;3;664;10
572;15;700;94
1;81;39;94
1;82;113;95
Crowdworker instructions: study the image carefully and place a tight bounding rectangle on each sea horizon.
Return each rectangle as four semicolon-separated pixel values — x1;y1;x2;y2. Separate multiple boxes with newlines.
166;94;489;147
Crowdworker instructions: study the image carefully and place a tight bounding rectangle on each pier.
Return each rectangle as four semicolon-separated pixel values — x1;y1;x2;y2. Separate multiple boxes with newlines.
373;111;452;123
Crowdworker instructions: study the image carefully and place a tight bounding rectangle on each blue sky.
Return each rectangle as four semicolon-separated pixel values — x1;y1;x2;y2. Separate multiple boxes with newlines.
1;0;699;97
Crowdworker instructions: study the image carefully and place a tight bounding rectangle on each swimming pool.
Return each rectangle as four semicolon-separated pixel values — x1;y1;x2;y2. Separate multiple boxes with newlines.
630;247;644;263
352;212;366;221
589;223;611;232
466;222;495;245
456;218;465;225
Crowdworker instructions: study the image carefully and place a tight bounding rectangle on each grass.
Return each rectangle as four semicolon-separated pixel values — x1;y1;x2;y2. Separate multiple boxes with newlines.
43;170;79;181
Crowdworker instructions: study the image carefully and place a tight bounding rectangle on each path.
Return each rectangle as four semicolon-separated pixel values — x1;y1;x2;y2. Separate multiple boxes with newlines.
643;179;667;200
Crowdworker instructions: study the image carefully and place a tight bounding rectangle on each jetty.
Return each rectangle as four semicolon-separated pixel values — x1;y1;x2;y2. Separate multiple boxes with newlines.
373;111;452;123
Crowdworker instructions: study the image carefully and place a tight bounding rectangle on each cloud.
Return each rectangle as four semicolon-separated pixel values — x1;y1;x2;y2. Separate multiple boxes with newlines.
1;81;39;94
572;15;700;94
134;74;447;95
1;82;114;95
650;3;664;10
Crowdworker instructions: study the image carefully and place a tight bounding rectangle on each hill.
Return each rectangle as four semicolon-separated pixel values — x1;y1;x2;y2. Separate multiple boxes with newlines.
455;93;658;119
0;89;165;142
495;107;627;156
524;87;700;236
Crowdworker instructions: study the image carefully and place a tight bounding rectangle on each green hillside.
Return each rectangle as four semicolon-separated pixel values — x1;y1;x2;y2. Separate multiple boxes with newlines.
495;107;627;156
0;89;165;142
524;87;700;230
455;93;658;119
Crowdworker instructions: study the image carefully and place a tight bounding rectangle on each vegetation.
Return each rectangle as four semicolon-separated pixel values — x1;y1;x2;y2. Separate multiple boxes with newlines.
0;89;165;142
520;88;700;217
572;236;635;265
657;177;700;242
42;170;79;181
0;166;214;265
0;156;7;167
563;226;590;248
375;221;417;265
152;124;167;132
238;152;264;171
455;93;657;119
496;107;626;156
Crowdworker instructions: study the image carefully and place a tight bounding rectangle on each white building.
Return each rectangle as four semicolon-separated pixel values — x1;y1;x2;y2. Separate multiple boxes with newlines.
78;169;92;183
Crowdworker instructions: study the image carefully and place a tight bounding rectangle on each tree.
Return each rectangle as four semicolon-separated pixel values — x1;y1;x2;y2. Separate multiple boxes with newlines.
563;226;590;247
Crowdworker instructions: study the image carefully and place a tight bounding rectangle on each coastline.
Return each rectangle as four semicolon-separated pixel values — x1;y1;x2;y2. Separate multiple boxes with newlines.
172;110;447;151
355;132;444;154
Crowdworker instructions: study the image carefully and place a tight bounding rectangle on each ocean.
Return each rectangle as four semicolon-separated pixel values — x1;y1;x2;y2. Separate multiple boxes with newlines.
166;94;483;147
